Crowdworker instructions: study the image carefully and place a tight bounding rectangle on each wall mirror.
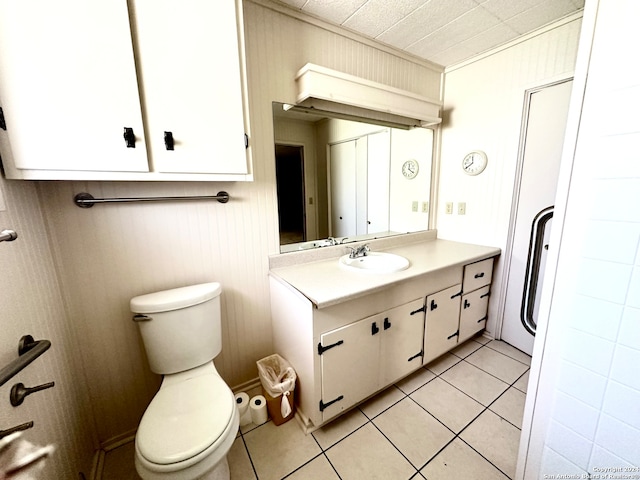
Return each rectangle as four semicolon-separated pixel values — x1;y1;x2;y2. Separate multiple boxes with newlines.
273;102;435;253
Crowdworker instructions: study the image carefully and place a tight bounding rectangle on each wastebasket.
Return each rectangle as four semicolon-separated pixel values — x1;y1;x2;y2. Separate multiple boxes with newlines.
257;354;297;426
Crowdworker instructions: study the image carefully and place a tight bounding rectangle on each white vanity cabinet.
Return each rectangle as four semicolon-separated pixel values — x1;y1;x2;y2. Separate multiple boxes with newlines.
0;0;250;181
269;236;500;431
459;258;494;342
319;298;424;420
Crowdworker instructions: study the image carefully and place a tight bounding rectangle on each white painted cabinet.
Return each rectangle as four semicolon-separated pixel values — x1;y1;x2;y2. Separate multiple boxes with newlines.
269;246;498;431
423;284;462;364
0;0;250;181
319;298;424;420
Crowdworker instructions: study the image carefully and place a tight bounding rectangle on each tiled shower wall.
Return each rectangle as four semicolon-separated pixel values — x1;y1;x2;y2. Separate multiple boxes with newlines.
524;0;640;475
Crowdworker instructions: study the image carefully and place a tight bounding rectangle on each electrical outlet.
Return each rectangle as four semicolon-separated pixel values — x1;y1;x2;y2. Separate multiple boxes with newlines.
458;202;466;215
445;202;453;214
412;201;419;212
422;201;429;213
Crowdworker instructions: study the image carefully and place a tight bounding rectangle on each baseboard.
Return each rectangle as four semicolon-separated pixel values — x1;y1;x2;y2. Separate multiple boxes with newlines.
89;448;105;480
232;376;261;395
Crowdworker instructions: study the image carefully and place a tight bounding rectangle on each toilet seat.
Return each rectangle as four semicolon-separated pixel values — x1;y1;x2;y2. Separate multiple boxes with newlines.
137;372;234;466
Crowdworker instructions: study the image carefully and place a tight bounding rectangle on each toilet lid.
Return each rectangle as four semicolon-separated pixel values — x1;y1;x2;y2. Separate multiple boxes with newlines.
137;373;234;465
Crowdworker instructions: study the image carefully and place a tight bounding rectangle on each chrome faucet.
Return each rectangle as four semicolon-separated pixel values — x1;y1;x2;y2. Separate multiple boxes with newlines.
348;243;370;259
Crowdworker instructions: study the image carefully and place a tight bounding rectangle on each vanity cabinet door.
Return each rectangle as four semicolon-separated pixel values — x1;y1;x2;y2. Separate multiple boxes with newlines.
380;298;425;385
459;285;491;342
423;284;462;364
319;316;379;420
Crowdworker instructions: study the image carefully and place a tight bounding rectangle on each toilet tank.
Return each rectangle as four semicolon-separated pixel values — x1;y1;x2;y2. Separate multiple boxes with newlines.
130;282;222;375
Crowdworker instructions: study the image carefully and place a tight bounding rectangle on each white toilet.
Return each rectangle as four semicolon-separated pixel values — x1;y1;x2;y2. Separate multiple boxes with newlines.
130;282;239;480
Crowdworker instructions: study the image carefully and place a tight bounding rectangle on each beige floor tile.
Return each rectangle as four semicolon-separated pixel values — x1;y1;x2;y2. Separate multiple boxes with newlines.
410;377;484;433
312;408;368;450
243;420;321;480
440;361;509;406
373;397;455;468
359;385;405;419
326;423;416;480
465;346;530;384
460;410;521;478
475;335;492;345
425;352;461;375
285;455;340;479
485;340;532;365
228;437;256;479
421;438;509;480
451;339;483;358
490;387;527;428
395;367;436;394
514;370;530;393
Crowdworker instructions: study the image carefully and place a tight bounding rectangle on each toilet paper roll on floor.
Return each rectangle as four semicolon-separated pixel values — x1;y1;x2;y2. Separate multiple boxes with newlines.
234;392;253;426
249;395;268;425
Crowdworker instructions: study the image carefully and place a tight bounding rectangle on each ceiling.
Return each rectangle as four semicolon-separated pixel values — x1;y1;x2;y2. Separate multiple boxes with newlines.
272;0;584;67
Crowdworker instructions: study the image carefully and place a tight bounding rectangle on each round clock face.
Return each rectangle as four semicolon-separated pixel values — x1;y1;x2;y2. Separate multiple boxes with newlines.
462;151;488;176
402;159;419;179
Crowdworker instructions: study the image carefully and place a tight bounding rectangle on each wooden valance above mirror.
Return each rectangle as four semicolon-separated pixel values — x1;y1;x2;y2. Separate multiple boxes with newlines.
294;63;442;128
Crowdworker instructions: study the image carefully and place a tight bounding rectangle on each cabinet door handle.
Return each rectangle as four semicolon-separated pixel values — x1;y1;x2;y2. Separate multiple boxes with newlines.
123;127;136;148
480;292;490;299
447;330;459;340
371;322;379;335
464;299;471;309
410;305;425;315
383;318;391;330
474;272;485;279
319;395;344;412
407;350;423;362
317;340;344;355
430;299;438;311
477;316;488;323
164;131;175;150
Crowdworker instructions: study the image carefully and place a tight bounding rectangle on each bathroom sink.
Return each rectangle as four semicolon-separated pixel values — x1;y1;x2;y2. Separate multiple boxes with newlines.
339;252;410;273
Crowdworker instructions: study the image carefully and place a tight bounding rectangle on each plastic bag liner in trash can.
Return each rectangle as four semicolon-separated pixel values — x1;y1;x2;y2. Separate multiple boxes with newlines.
257;354;297;425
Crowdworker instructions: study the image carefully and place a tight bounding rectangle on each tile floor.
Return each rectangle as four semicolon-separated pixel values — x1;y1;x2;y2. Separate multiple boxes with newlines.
102;337;531;480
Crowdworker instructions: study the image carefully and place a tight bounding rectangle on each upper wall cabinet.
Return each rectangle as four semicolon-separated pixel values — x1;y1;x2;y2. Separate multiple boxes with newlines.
0;0;251;181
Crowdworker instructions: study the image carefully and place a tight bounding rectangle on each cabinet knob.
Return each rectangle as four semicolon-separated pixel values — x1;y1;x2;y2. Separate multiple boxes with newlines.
123;127;136;148
164;131;175;150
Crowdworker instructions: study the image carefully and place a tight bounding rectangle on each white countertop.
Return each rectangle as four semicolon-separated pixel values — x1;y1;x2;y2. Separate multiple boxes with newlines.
269;238;501;308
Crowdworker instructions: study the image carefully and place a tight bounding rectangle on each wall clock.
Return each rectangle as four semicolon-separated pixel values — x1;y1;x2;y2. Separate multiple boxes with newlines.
462;151;488;176
402;159;419;179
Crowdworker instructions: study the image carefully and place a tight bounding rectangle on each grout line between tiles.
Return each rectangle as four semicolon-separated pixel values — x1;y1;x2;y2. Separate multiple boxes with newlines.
237;340;530;479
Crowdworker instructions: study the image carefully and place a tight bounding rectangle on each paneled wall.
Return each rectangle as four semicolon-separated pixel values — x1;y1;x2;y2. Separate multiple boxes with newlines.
0;177;96;477
438;17;582;337
34;0;442;444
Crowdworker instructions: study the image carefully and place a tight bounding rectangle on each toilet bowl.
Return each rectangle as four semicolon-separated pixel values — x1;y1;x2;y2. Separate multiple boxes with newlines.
130;282;238;480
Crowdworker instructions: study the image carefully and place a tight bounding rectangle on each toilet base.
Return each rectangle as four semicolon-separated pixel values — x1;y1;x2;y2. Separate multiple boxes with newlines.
198;457;229;480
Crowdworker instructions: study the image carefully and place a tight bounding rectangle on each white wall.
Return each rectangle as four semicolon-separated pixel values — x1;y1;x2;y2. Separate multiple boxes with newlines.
0;177;96;477
26;0;442;445
520;0;640;476
438;16;582;337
